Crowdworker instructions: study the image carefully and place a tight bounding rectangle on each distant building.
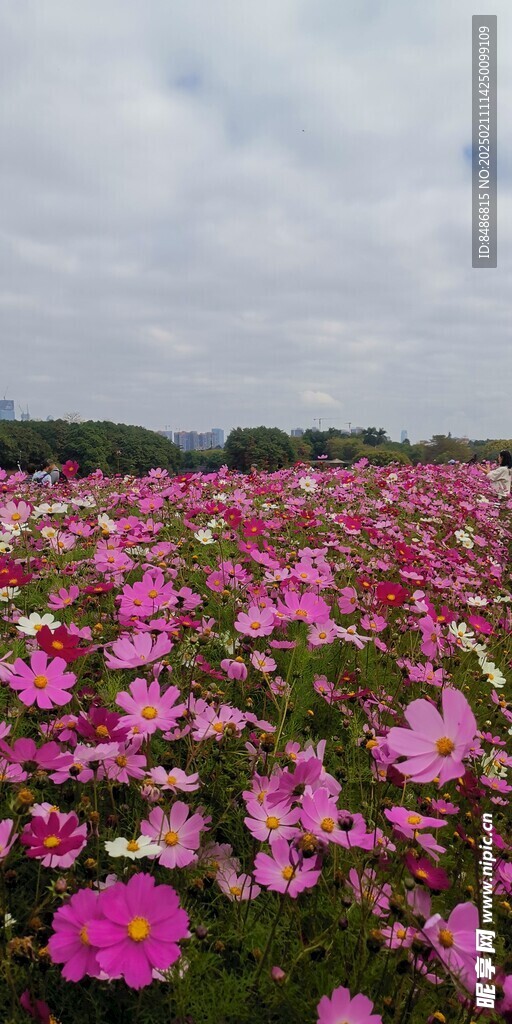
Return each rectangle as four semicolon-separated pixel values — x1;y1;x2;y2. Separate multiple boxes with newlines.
172;429;224;451
291;428;304;437
157;430;173;440
0;400;15;421
400;429;409;443
20;409;31;422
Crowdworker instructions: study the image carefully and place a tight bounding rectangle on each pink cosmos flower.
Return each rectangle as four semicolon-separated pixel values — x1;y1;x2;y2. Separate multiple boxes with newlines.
316;985;383;1024
220;658;248;681
0;500;32;526
386;688;477;784
0;818;18;860
216;868;261;901
141;803;208;868
346;868;391;918
234;604;275;637
191;703;246;742
423;901;478;991
7;651;76;709
276;590;330;625
21;810;87;867
116;678;185;737
148;766;200;794
384;807;448;839
48;888;103;980
48;585;80;609
87;873;189;989
104;739;147;784
254;838;322;896
244;798;301;844
105;632;172;669
250;650;277;673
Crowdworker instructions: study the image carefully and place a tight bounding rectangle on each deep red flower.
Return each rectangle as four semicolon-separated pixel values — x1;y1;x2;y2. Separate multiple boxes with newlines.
36;625;91;664
375;582;409;607
61;460;79;480
404;853;450;890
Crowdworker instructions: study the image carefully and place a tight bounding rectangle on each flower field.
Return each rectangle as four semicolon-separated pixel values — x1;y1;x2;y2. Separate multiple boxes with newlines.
0;460;511;1024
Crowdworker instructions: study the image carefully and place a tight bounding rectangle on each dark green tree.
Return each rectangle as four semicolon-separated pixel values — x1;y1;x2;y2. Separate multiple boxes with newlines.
224;427;294;472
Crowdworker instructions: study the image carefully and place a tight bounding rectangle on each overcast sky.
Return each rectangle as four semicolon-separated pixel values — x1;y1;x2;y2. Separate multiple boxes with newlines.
1;1;511;443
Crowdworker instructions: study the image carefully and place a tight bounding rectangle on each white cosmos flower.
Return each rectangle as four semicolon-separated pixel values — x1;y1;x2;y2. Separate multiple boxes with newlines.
16;612;62;636
98;514;117;534
299;477;317;493
194;528;215;545
448;622;476;649
480;661;506;689
466;595;488;607
0;587;20;602
104;835;163;860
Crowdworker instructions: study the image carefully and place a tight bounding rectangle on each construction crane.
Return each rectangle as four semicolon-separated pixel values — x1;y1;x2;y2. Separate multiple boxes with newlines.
313;417;340;431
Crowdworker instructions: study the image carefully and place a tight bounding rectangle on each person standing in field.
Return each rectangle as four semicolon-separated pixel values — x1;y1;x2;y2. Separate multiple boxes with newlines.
486;449;512;498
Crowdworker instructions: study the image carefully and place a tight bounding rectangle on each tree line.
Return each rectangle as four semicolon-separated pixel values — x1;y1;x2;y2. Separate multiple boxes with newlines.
0;420;508;476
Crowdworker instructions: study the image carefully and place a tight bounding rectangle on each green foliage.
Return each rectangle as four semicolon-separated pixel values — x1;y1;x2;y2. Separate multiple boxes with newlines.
0;420;182;476
181;449;227;471
224;426;295;472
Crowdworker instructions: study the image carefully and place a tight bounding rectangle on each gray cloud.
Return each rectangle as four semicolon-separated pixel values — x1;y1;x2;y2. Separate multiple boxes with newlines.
1;0;511;442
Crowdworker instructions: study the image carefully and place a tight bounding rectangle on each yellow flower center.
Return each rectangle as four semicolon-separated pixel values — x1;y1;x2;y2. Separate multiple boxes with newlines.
43;836;61;849
295;609;308;617
321;817;335;833
164;830;179;846
438;928;454;949
127;916;150;942
52;640;64;650
79;924;90;945
396;928;407;939
115;756;127;767
436;737;455;756
407;815;422;825
126;840;139;852
318;632;327;639
230;886;242;897
416;869;428;880
167;775;177;785
148;589;158;598
96;725;109;738
281;866;295;880
250;621;261;630
33;675;48;689
265;816;280;830
212;722;224;734
11;512;21;521
141;706;158;720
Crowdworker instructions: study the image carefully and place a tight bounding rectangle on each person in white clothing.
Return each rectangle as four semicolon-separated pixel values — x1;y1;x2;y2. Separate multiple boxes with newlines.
487;449;512;498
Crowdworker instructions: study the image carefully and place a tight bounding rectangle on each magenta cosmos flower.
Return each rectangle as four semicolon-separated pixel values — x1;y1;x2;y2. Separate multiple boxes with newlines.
116;677;185;737
8;651;76;709
254;838;322;896
48;888;103;981
141;802;208;868
21;810;87;867
386;688;477;784
316;985;383;1024
87;873;189;989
